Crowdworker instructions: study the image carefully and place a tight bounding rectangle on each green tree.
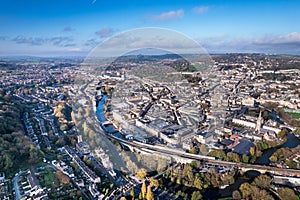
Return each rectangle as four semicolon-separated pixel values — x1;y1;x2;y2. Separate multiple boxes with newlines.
130;188;135;199
209;150;226;160
269;155;278;163
242;154;249;163
194;177;203;190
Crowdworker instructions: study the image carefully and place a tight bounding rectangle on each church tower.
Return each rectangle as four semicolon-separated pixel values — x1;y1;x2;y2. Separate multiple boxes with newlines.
255;110;262;132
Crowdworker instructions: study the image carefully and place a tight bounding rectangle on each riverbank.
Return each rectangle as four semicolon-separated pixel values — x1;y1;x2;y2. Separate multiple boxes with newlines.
255;133;300;165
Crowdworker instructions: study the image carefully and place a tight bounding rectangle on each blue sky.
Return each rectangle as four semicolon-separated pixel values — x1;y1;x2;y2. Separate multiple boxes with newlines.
0;0;300;56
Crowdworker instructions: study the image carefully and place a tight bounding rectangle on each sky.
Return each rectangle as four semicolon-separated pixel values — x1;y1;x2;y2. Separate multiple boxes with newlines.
0;0;300;56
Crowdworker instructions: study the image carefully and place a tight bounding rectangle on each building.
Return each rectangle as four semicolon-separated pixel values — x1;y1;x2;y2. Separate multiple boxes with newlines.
255;110;263;132
195;132;214;144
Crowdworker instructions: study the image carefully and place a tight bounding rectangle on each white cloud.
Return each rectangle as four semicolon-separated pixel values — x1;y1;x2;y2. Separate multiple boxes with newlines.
199;32;300;54
254;32;300;44
193;6;209;14
151;9;184;22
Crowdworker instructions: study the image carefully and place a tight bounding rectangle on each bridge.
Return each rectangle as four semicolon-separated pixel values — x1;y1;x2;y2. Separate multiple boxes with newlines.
107;134;300;177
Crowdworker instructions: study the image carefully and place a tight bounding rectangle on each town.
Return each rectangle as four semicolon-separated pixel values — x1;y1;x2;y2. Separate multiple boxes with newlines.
0;53;300;200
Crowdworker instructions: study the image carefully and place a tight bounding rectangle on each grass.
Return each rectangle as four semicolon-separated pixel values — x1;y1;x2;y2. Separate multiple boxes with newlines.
287;112;300;119
38;168;59;188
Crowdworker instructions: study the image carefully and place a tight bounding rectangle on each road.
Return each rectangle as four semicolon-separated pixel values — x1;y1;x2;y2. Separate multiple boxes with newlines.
12;172;23;200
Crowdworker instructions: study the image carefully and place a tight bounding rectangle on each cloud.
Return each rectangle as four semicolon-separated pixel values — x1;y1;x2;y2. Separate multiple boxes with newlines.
253;32;300;45
151;9;184;22
12;36;46;46
85;38;100;47
95;28;114;38
67;47;82;52
11;35;75;47
193;6;209;14
50;36;74;47
63;26;75;32
199;32;300;54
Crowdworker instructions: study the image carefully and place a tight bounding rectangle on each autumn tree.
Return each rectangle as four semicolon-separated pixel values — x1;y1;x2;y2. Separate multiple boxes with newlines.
194;177;203;190
239;183;253;199
191;191;202;200
278;187;299;200
141;181;147;199
136;168;147;179
253;174;271;190
57;171;70;185
146;185;154;200
150;177;159;187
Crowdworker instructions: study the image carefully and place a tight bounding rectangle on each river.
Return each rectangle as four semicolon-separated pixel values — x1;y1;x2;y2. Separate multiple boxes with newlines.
95;95;124;137
203;133;300;199
255;133;300;165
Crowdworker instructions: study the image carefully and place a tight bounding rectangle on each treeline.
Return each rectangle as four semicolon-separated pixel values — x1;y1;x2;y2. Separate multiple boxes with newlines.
208;137;286;165
54;102;74;131
269;145;300;169
159;162;235;200
237;174;299;200
0;97;43;175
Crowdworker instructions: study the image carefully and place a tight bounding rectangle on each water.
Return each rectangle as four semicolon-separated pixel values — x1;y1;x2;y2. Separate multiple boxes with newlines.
255;133;300;165
202;171;260;199
95;95;123;136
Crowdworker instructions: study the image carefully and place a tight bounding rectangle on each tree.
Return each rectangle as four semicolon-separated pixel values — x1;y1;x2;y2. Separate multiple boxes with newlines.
137;168;147;179
141;181;147;199
226;152;240;162
209;150;226;160
242;154;249;163
278;187;299;200
239;183;252;199
194;177;203;190
190;160;198;168
277;129;287;138
232;190;241;200
200;144;207;154
269;155;278;163
250;147;255;156
57;171;70;185
130;188;135;199
146;185;154;200
150;178;159;187
251;187;274;200
253;175;271;189
190;146;198;154
191;191;202;200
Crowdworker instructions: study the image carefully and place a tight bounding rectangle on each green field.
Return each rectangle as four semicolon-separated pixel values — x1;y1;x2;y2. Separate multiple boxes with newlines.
287;112;300;119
